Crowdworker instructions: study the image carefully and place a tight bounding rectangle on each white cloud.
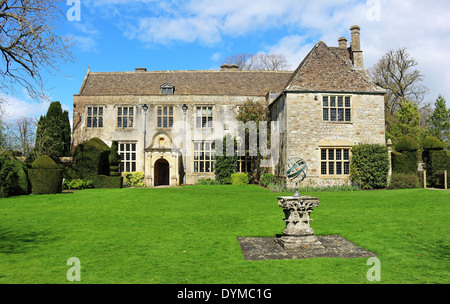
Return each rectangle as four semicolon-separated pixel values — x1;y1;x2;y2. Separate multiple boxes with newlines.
1;94;50;122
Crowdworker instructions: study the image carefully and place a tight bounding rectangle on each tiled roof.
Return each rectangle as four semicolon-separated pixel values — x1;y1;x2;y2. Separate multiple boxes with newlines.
77;41;384;97
78;69;293;97
285;41;385;93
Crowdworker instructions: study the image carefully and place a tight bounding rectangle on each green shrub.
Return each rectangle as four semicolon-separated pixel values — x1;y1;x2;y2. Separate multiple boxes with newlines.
423;136;444;150
109;141;121;177
214;135;238;184
123;171;146;187
63;179;94;190
259;173;276;187
196;178;219;185
231;172;249;185
350;144;390;190
388;173;420;189
422;137;447;187
29;155;63;194
395;135;420;152
32;155;59;169
93;175;123;189
74;137;110;179
0;153;30;197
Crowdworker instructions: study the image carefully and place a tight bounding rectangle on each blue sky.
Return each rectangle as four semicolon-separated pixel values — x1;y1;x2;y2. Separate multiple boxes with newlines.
2;0;450;124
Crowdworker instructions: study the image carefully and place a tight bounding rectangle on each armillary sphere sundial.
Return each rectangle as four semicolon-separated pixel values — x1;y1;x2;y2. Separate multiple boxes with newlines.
285;157;308;197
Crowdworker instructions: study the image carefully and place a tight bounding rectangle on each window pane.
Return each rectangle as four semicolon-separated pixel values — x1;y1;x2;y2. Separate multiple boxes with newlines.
200;162;204;172
338;108;344;121
123;108;128;116
157;117;162;128
93;117;97;128
345;97;351;107
208;107;212;116
344;162;350;175
99;107;103;115
343;149;349;160
336;162;342;175
169;117;173;127
323;108;329;121
323;97;328;107
345;109;351;122
129;107;133;116
87;117;92;127
163;107;167;115
129;117;133;127
123;117;127;128
328;149;334;160
330;108;337;121
338;96;343;107
194;162;198;172
330;97;336;107
321;162;327;175
336;149;342;160
118;107;122;116
93;107;97;116
157;107;162;115
169;107;173;116
117;117;122;128
328;162;334;175
88;107;92;115
99;117;103;128
321;150;327;160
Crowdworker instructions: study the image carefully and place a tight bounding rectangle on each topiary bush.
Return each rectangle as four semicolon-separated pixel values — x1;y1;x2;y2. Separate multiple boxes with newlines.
422;136;447;187
0;153;29;197
93;175;123;189
392;135;419;174
74;137;111;180
29;155;63;194
350;144;390;190
214;135;238;184
109;141;121;177
231;172;250;185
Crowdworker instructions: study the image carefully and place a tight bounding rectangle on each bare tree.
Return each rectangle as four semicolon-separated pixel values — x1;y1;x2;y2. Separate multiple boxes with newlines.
13;116;35;156
0;0;75;102
368;47;429;114
224;52;291;71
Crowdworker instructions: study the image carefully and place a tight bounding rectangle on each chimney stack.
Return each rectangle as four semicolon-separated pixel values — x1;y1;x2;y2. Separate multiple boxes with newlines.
350;25;364;69
135;67;147;72
338;37;348;49
220;64;239;71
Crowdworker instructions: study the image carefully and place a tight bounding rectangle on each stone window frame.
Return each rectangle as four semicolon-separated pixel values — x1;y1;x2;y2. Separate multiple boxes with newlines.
118;141;137;172
156;106;174;129
86;105;104;128
195;105;214;129
116;106;134;128
235;140;254;173
322;95;352;123
320;147;351;177
193;140;215;173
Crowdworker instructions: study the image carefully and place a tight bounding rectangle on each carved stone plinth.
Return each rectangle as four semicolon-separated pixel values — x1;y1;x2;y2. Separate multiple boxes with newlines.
276;196;322;250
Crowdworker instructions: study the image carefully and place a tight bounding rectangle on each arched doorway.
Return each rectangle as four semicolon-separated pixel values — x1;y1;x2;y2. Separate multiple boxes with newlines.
154;158;169;186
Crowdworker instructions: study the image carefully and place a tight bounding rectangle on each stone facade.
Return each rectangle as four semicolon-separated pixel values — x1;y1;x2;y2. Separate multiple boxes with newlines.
72;26;386;187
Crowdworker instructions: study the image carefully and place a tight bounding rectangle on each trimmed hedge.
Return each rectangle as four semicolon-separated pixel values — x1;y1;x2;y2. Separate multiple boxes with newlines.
350;144;390;190
422;137;449;187
231;172;250;185
74;137;111;179
388;173;420;189
0;153;30;197
93;175;123;189
29;155;63;194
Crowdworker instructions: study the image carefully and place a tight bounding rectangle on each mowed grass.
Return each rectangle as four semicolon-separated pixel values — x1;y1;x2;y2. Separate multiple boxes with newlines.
0;185;448;284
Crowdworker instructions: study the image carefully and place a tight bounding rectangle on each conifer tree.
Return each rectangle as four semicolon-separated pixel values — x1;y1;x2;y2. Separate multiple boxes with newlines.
427;95;450;144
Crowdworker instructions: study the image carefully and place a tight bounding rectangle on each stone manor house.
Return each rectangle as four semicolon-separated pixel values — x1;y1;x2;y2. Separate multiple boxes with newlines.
72;25;386;187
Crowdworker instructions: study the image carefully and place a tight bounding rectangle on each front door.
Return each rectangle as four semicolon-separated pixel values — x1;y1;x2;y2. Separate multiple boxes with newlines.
154;158;169;186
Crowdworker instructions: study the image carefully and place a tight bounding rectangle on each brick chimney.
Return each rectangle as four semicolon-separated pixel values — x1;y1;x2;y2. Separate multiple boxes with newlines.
338;37;348;49
350;25;364;69
135;67;147;72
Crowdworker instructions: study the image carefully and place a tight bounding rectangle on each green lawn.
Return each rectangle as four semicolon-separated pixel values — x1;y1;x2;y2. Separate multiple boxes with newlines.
0;185;448;284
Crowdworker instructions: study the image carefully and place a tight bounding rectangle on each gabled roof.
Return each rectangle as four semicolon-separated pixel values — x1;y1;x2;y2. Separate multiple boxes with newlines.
284;41;385;94
77;69;293;97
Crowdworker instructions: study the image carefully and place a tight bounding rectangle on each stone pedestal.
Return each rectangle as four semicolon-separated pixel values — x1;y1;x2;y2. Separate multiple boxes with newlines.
276;196;323;250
